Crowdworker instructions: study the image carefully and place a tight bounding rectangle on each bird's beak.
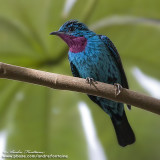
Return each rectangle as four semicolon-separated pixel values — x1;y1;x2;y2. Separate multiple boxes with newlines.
49;31;66;35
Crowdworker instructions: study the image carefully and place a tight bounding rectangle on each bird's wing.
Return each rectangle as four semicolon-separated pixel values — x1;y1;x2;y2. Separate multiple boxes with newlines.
70;61;80;77
99;35;131;109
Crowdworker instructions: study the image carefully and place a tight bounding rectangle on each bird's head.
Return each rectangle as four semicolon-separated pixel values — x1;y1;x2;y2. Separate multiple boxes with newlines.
50;20;95;53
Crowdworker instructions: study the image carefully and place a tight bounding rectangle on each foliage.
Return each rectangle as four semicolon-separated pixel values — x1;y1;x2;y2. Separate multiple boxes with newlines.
0;0;160;160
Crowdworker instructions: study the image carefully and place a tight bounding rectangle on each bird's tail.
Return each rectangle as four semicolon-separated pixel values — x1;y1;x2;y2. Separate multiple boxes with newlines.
111;111;135;147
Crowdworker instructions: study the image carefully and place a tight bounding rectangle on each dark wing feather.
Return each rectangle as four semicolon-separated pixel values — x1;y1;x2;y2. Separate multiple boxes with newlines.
88;95;101;106
70;62;80;77
99;35;131;109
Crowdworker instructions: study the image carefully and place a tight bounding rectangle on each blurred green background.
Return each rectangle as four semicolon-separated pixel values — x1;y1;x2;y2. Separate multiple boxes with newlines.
0;0;160;160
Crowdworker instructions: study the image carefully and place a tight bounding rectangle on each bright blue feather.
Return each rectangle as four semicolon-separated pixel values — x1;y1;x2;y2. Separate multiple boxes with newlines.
51;20;135;146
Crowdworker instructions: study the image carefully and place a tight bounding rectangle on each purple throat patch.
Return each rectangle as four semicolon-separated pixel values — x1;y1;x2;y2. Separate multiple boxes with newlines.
58;34;87;53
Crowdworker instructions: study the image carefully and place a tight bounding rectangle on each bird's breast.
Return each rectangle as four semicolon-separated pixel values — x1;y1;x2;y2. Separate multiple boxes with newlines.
69;41;110;81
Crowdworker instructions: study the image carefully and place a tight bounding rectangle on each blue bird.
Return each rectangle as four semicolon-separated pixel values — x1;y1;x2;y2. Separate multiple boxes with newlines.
50;20;135;147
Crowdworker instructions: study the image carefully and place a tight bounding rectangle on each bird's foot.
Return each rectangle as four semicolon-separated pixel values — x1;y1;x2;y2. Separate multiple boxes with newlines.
114;83;123;96
86;77;97;86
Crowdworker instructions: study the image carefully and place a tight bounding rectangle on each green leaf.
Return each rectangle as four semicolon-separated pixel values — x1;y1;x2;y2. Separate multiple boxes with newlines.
0;0;160;160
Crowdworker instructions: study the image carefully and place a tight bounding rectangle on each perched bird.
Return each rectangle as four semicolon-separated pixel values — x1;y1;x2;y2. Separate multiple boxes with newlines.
50;20;135;147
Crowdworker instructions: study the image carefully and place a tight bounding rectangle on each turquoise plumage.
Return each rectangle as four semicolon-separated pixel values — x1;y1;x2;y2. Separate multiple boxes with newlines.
50;20;135;147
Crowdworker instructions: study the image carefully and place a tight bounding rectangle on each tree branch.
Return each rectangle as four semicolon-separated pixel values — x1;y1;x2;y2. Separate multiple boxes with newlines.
0;62;159;115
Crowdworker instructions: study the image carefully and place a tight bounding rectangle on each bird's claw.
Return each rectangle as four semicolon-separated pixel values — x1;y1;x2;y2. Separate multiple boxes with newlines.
86;77;97;86
114;83;123;96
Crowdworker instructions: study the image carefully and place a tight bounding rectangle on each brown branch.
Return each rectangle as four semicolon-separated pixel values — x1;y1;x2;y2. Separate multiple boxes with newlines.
0;62;159;115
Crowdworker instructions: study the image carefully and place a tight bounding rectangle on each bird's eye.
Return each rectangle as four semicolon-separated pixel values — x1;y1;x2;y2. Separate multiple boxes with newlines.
69;26;75;32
